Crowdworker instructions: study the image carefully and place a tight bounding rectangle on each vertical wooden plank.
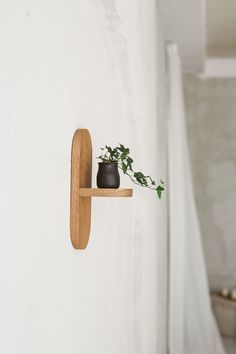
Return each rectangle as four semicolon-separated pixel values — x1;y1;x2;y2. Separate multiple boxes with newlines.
70;129;92;249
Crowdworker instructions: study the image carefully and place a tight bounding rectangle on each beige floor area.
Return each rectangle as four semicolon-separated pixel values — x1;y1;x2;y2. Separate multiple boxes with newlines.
223;337;236;354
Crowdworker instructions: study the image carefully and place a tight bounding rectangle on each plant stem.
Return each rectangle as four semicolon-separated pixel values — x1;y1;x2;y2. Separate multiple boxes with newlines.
118;165;156;191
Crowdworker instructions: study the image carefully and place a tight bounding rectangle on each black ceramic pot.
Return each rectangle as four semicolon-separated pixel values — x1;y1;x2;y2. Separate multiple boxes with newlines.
97;162;120;188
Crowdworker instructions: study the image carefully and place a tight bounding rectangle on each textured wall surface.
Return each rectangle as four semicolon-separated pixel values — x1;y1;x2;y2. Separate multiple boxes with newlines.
184;75;236;291
0;1;168;353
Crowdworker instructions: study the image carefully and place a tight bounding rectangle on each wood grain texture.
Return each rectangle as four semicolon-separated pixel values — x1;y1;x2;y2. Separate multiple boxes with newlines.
79;188;133;197
70;129;92;249
70;129;133;250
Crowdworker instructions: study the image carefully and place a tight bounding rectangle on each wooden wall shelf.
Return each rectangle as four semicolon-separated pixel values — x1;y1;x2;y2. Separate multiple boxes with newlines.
79;188;133;198
70;129;133;250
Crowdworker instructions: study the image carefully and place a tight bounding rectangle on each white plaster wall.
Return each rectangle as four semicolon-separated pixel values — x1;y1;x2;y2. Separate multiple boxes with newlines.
204;58;236;78
184;75;236;291
0;1;168;353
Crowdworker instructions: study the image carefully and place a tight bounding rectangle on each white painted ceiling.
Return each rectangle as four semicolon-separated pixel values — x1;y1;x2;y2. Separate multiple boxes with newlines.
158;0;236;73
207;0;236;57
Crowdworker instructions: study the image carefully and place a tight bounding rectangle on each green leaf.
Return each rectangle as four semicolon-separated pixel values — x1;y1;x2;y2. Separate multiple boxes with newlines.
136;177;143;184
106;146;112;153
127;157;133;164
143;179;148;186
156;185;165;199
122;162;128;174
119;144;125;152
156;189;162;198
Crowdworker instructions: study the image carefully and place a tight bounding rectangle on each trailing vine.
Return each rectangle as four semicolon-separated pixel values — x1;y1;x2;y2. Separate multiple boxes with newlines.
98;144;165;198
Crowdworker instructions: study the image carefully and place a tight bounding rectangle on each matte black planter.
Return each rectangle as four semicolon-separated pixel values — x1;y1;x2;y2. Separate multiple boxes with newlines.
97;162;120;189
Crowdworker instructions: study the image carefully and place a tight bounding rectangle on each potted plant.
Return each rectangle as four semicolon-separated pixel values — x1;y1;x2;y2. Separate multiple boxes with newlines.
97;144;165;198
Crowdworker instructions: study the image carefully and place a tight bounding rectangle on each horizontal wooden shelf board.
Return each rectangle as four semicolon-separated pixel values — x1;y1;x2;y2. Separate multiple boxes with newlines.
79;188;133;197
